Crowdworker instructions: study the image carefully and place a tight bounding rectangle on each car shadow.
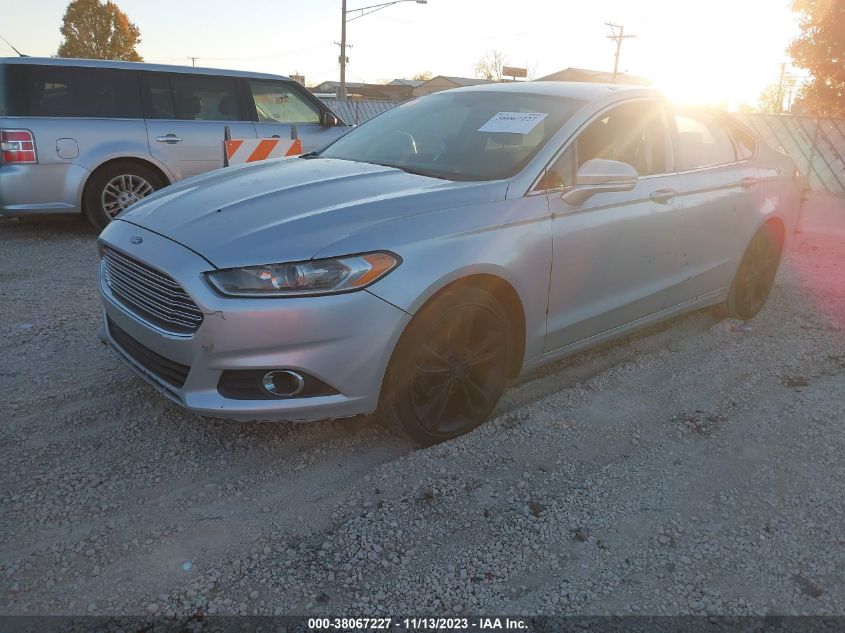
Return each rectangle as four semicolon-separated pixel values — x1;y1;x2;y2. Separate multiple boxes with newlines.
0;214;98;237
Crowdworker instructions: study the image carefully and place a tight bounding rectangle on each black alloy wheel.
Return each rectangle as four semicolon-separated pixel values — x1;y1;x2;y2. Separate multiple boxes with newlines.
726;223;783;321
380;286;515;446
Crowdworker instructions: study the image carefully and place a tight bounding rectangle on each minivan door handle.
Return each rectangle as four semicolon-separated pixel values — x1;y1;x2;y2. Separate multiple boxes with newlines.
155;134;183;144
649;188;677;204
740;176;758;188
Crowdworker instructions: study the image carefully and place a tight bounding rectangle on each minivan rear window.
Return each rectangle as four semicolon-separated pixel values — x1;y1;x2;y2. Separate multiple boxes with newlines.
0;64;6;116
6;64;142;119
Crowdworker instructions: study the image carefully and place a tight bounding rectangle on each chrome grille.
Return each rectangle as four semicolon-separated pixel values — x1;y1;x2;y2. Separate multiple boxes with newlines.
101;246;203;335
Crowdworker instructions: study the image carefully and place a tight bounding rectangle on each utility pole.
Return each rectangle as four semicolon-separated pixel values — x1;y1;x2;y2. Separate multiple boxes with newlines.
189;56;198;67
338;0;348;100
337;0;427;100
605;22;636;83
775;62;786;113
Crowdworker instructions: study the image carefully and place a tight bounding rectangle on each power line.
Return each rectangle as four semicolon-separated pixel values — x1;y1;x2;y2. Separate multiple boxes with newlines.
605;22;636;83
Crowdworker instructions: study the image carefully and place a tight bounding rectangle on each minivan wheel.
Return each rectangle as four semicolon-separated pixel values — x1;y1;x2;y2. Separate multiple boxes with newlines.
379;286;514;446
724;223;783;321
83;162;165;230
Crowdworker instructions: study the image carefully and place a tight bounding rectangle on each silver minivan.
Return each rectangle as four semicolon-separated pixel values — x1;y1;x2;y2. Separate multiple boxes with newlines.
0;57;346;228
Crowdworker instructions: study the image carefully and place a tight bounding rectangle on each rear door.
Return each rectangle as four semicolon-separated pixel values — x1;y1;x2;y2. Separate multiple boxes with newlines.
542;99;684;351
665;110;758;305
246;79;343;151
142;72;256;180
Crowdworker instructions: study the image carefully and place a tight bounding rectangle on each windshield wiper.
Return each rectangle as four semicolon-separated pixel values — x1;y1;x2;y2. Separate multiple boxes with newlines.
299;151;320;159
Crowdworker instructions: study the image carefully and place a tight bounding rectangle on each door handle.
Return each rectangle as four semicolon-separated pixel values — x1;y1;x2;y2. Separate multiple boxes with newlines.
740;176;758;188
155;134;183;143
649;188;677;203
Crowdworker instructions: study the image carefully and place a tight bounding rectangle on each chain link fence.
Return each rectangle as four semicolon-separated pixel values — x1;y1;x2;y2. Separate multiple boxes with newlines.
318;98;397;126
736;114;845;196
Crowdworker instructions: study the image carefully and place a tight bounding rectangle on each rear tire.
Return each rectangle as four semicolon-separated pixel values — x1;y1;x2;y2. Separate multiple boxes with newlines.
83;161;165;230
724;223;783;320
379;286;515;446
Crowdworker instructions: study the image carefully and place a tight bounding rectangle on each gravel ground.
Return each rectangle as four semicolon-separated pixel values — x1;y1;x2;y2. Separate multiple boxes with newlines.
1;206;844;617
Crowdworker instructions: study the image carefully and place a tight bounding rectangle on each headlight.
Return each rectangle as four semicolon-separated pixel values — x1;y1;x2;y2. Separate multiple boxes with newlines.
206;251;401;297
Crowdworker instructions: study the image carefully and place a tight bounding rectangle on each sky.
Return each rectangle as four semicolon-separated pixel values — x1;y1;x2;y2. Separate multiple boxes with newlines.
0;0;803;109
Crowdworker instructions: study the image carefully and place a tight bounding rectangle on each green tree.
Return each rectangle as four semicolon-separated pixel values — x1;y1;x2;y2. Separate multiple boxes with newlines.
57;0;142;61
789;0;845;117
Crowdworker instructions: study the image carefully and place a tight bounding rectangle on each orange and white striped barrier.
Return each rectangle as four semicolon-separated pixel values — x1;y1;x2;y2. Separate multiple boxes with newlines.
224;138;303;166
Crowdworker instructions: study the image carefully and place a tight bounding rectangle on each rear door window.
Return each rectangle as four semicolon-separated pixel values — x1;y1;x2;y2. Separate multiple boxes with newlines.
248;80;321;124
17;65;141;118
156;74;242;121
725;120;757;160
674;112;737;170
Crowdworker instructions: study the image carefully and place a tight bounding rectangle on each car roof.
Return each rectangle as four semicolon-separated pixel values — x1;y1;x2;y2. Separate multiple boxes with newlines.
446;80;662;101
0;56;291;82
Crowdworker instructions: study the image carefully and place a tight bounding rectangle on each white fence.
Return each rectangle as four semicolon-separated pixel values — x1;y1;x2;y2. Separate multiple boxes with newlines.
317;99;845;196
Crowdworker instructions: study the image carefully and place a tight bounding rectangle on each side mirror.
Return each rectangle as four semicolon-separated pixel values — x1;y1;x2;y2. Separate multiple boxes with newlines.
322;111;340;126
561;159;638;205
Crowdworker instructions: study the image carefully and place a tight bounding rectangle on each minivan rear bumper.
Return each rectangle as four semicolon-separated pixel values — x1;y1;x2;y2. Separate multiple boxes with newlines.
0;163;88;215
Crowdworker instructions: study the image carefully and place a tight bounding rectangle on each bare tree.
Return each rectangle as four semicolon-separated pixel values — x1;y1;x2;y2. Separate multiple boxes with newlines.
412;71;432;81
474;50;508;82
757;84;784;114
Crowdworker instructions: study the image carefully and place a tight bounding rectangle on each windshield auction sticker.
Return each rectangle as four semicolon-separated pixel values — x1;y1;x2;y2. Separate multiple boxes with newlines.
478;112;548;134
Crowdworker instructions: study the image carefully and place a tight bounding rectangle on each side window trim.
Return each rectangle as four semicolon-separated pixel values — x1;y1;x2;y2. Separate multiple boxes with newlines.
529;97;675;195
721;114;758;162
237;78;258;122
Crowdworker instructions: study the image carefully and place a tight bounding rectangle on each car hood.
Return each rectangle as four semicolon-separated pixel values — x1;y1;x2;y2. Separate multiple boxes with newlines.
118;157;507;269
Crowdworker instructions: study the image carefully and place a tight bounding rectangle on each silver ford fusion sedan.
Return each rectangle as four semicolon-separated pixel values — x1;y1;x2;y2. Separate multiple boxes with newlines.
98;82;799;445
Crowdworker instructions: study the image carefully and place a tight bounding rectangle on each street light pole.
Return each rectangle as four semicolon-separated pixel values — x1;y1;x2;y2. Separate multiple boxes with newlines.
337;0;426;100
339;0;348;100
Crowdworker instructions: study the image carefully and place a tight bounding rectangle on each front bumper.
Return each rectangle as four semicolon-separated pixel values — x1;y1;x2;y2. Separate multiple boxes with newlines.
98;220;411;422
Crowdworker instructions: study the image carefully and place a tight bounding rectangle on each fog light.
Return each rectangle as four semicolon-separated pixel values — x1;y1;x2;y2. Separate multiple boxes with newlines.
262;370;305;397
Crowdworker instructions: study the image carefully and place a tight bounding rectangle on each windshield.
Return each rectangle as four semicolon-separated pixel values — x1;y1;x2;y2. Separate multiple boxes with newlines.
318;91;585;181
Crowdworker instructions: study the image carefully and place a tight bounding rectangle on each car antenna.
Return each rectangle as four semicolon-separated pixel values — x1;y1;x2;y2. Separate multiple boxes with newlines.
0;33;27;56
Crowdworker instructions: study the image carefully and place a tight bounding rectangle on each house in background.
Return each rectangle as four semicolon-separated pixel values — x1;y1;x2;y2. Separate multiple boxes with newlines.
388;78;425;89
411;75;495;97
309;80;419;101
536;67;651;86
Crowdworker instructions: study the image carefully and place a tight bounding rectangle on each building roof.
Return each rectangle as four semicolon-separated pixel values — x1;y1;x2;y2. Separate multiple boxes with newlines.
309;80;366;90
536;67;651;87
436;75;496;87
388;78;425;87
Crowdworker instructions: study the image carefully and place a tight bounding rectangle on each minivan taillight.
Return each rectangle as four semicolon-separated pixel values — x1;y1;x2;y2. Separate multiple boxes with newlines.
1;130;37;164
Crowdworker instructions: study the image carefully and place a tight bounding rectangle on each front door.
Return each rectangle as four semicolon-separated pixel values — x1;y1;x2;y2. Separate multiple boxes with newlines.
143;72;256;181
542;99;684;351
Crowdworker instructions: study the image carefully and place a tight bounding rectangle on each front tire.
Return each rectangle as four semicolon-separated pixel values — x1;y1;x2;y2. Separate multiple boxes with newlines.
724;223;783;320
83;162;165;230
379;286;515;446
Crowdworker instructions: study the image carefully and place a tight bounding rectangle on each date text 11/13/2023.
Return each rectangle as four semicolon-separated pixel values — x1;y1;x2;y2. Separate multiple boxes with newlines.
307;617;529;630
